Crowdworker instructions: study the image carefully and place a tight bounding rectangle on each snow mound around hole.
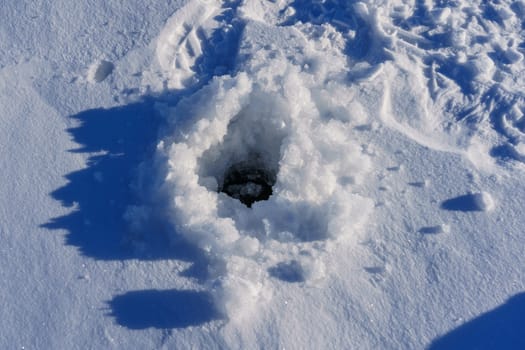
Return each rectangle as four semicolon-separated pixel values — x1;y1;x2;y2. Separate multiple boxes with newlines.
137;64;373;317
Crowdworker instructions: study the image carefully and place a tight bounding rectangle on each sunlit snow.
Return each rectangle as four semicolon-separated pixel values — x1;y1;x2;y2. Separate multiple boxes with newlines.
2;0;525;348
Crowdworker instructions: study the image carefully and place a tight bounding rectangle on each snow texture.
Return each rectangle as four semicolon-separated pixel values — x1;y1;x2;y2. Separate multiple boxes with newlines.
2;0;525;348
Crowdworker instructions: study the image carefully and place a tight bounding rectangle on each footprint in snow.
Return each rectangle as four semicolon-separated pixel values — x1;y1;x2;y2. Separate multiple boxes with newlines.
419;225;449;235
156;0;242;90
268;260;305;283
87;60;114;83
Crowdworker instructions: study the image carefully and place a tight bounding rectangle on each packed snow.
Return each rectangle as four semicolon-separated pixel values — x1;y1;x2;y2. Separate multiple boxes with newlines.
2;0;525;348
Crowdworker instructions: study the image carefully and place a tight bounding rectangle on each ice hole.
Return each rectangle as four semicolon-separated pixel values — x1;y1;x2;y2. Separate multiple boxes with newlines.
221;156;276;207
198;92;288;208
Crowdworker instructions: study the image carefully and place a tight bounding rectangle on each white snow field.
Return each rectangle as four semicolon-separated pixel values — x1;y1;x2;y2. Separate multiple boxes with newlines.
2;0;525;348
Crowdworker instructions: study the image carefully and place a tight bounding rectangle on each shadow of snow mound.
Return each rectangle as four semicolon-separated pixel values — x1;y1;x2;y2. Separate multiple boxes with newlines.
428;292;525;350
41;97;212;277
108;289;220;329
42;99;170;260
441;192;494;212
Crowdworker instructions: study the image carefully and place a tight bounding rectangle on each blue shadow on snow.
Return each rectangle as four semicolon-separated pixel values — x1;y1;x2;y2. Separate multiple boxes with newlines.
43;0;248;329
42;98;218;328
42;98;176;260
440;194;483;212
428;292;525;350
108;289;220;329
268;260;305;283
41;96;214;278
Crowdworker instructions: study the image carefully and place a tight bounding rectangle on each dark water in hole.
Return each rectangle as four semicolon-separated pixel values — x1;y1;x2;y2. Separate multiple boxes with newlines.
221;160;275;207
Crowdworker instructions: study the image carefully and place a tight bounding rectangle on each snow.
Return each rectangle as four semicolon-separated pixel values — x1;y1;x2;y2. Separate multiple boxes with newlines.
2;0;525;348
88;60;115;83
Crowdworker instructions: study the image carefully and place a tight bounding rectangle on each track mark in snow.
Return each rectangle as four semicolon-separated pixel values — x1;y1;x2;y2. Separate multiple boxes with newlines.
156;0;244;90
87;60;114;83
281;0;393;66
362;239;390;286
386;165;401;172
364;264;390;286
268;260;305;283
408;181;427;188
157;1;219;89
487;90;525;163
373;0;525;168
419;225;448;235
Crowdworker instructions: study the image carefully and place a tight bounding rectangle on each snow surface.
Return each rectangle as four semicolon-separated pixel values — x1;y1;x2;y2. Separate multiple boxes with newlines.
2;0;525;348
